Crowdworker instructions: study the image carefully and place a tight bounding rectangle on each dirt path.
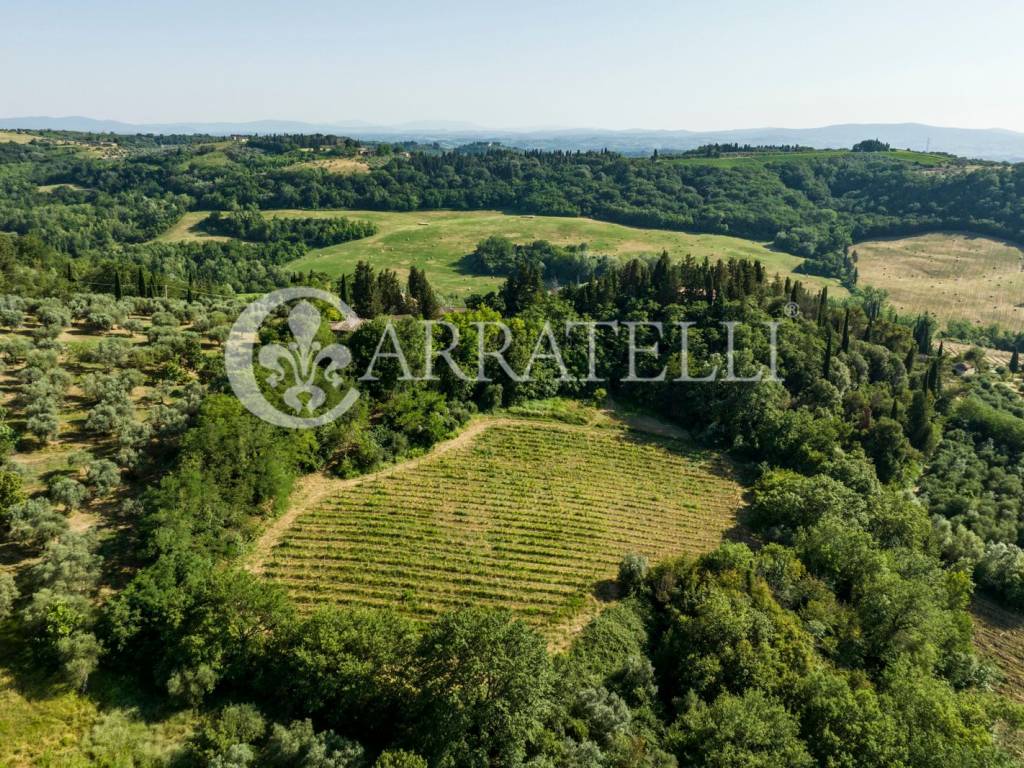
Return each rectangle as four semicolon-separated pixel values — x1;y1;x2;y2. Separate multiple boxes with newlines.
605;396;691;441
246;417;514;573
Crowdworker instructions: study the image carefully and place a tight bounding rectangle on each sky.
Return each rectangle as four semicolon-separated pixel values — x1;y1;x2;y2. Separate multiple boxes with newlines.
3;0;1024;132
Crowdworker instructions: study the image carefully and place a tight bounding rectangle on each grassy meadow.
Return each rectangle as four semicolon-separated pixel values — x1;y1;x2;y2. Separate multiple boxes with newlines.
255;413;745;643
855;233;1024;330
148;208;846;300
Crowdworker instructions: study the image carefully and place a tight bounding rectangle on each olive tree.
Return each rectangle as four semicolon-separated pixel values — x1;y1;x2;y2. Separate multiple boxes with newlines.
48;476;89;512
85;459;121;498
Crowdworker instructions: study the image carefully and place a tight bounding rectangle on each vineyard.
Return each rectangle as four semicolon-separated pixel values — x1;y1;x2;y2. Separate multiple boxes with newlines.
257;417;745;638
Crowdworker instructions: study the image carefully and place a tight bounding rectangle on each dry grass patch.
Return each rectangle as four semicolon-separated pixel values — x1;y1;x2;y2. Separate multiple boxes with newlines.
0;131;36;145
856;233;1024;329
287;157;371;175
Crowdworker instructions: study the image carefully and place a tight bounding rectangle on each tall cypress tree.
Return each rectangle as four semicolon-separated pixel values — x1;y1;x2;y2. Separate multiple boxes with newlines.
337;273;353;307
114;271;123;300
137;267;147;298
840;308;850;353
1011;348;1020;374
408;267;441;319
352;261;382;318
653;251;679;306
823;327;833;380
907;389;937;453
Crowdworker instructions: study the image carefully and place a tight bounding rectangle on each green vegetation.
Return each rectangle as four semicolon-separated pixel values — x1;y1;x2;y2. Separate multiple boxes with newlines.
199;209;377;248
671;147;950;168
280;209;840;299
4;129;1024;765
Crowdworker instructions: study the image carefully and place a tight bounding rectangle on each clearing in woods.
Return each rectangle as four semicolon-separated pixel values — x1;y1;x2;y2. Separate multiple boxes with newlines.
855;233;1024;330
155;209;844;300
284;156;372;175
278;209;845;299
251;413;745;641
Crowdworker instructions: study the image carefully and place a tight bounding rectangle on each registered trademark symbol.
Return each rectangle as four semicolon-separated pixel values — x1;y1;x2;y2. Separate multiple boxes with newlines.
783;301;801;319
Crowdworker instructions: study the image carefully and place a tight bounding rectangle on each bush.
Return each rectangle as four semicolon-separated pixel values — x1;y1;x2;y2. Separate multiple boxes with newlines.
617;553;649;595
0;571;18;619
7;498;68;548
262;719;365;768
374;750;428;768
48;475;89;512
83;709;166;768
85;458;121;497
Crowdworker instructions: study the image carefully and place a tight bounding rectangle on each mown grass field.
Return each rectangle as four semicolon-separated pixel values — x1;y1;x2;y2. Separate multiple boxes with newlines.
855;233;1024;329
156;209;843;300
256;415;745;640
274;209;843;299
154;211;231;243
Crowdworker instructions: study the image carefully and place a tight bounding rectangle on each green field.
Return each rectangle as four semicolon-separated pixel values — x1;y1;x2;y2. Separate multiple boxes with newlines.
270;209;842;299
156;208;843;300
255;415;744;640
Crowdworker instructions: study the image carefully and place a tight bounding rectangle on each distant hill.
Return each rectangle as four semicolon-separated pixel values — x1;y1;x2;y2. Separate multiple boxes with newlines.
3;116;1024;161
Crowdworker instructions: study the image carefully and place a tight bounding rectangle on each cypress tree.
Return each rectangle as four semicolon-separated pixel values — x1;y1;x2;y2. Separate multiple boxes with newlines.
352;261;382;318
412;269;441;319
841;308;850;353
66;261;74;283
337;273;353;306
114;271;123;300
653;251;679;306
137;267;147;298
823;327;833;380
904;346;915;374
1011;348;1020;374
907;390;937;453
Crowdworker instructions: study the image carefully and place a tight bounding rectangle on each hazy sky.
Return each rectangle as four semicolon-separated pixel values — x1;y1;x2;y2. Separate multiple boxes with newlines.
4;0;1023;131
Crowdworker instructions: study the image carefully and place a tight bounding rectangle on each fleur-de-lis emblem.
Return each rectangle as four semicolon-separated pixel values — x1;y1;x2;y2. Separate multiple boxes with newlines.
257;301;352;414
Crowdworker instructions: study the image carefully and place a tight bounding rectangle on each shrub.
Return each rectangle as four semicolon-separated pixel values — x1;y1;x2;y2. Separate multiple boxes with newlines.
617;554;649;595
7;498;68;548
